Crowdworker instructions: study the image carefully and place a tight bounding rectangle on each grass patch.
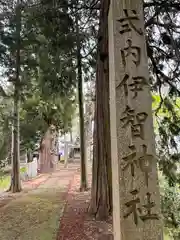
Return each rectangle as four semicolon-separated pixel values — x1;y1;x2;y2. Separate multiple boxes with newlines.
164;233;172;240
0;187;65;240
0;171;10;190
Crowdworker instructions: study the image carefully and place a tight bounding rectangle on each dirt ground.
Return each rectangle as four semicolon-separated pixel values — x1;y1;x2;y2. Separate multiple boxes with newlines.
0;164;78;240
0;163;114;240
57;166;113;240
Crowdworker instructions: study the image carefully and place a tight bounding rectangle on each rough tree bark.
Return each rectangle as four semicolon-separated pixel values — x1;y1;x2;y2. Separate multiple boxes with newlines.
89;0;112;220
10;1;22;193
76;8;88;191
38;125;58;173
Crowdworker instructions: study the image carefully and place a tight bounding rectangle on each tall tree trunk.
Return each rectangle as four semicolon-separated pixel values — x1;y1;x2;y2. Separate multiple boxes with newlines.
70;128;73;142
76;10;88;191
39;125;57;173
10;124;14;166
85;101;92;162
89;0;112;220
11;1;22;193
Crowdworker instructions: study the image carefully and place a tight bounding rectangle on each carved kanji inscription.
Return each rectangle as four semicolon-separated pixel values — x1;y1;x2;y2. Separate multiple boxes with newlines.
117;9;143;35
121;39;141;67
122;145;138;177
138;144;154;187
129;76;148;98
140;192;159;222
124;189;141;225
116;74;148;98
117;74;129;96
120;105;148;139
124;190;159;225
109;0;163;237
122;144;153;185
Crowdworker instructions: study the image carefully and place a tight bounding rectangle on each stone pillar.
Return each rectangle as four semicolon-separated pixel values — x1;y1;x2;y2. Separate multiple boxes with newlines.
108;1;163;240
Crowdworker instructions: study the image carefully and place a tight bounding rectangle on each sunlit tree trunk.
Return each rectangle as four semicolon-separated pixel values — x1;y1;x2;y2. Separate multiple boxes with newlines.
70;128;73;142
85;101;93;162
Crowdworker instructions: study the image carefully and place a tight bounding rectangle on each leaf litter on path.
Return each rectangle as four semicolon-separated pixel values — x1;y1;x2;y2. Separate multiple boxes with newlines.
0;164;78;240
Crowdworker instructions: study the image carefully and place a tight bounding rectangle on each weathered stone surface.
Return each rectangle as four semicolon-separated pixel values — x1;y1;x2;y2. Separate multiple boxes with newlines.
108;0;163;239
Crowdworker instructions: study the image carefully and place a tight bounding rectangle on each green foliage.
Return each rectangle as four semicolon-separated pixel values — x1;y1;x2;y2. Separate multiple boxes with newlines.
20;90;77;150
20;167;27;173
0;0;78;161
0;97;12;164
152;95;180;187
0;174;10;190
144;0;180;188
142;2;180;237
160;174;180;239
